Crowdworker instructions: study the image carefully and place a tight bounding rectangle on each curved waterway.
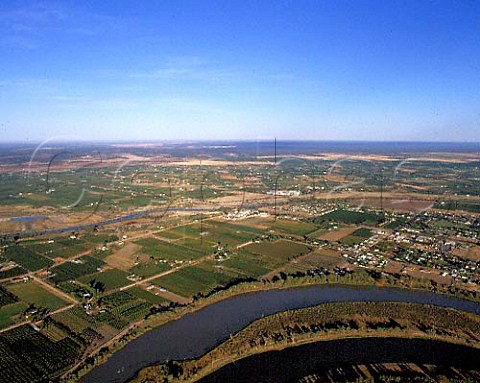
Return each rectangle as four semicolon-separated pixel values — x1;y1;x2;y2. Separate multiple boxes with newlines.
82;285;480;383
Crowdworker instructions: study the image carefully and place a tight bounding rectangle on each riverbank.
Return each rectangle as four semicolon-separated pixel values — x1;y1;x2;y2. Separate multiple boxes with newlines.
64;270;480;382
132;301;480;382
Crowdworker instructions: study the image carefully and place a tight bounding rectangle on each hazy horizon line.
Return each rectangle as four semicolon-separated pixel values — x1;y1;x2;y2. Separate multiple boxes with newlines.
0;138;479;145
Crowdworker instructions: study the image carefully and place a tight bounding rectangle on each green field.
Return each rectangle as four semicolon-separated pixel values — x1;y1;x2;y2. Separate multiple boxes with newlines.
134;237;205;261
151;265;236;298
127;286;169;305
4;246;54;271
49;255;105;284
221;252;271;278
0;285;18;307
21;238;92;260
53;308;91;333
315;209;384;226
0;302;28;329
0;324;82;383
0;266;27;279
244;240;312;269
340;228;373;246
78;269;130;291
268;219;318;236
129;261;171;278
6;281;68;311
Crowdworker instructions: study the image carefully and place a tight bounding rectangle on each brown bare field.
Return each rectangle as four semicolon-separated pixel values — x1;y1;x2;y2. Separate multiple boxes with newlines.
169;159;269;166
452;245;480;262
204;192;269;206
318;226;358;241
257;152;479;163
104;243;143;271
363;198;434;212
385;261;454;285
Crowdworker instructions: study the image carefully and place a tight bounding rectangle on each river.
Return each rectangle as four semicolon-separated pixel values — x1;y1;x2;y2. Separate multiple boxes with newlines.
82;285;480;383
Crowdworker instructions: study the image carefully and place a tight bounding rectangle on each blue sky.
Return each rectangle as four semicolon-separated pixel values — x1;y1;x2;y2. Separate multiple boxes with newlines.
1;0;479;142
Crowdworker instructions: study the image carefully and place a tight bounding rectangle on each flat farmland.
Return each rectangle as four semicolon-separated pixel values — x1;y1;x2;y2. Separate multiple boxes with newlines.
339;228;373;246
220;251;271;278
160;224;205;240
208;220;265;236
0;302;28;329
154;229;186;240
243;240;312;268
0;324;82;383
452;245;480;262
4;246;53;271
318;226;358;241
78;269;130;291
267;219;318;236
22;238;93;260
53;308;91;333
48;255;105;284
198;223;261;246
134;237;205;262
151;265;235;298
129;261;171;278
224;217;317;237
6;280;68;310
104;243;143;271
315;209;384;226
286;249;344;272
127;286;169;305
172;237;215;254
364;197;434;212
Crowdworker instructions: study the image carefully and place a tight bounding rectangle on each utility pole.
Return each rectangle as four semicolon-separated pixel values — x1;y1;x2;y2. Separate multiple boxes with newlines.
274;137;277;220
380;168;384;212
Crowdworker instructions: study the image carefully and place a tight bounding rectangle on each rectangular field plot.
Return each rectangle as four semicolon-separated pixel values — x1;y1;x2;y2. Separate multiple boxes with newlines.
285;249;344;272
0;324;82;383
78;269;130;291
112;300;151;322
208;221;265;236
53;308;92;333
199;223;261;246
151;265;236;298
22;238;93;260
267;219;318;236
160;224;205;239
315;209;384;226
57;305;129;331
154;229;186;240
4;246;54;271
104;242;143;271
243;240;312;268
0;302;28;329
134;237;205;261
0;284;18;307
48;255;105;284
173;237;215;254
129;261;171;278
0;265;27;279
6;280;68;310
339;228;373;246
127;286;169;305
220;252;271;277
